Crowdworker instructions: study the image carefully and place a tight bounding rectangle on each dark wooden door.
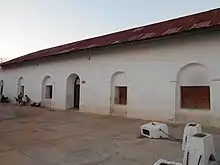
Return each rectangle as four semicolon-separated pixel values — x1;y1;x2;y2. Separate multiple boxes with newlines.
74;77;80;109
0;85;3;95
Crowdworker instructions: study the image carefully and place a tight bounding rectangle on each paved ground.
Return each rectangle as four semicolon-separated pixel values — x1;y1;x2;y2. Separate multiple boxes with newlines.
0;104;220;165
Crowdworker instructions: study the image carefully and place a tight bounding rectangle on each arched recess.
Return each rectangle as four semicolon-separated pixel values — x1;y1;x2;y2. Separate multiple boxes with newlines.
0;80;4;96
66;73;80;110
176;63;211;112
17;77;24;97
41;76;54;108
110;71;128;116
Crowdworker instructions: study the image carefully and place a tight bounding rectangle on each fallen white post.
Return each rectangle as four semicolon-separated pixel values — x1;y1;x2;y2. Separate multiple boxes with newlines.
182;123;202;151
183;133;216;165
140;122;169;139
153;159;182;165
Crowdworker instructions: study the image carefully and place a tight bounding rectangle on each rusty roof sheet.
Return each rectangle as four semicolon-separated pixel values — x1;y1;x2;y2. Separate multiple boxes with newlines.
2;8;220;67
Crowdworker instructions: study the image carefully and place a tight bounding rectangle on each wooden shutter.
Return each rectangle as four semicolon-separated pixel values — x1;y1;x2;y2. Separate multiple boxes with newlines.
181;86;210;110
181;87;197;109
197;86;210;109
119;87;127;105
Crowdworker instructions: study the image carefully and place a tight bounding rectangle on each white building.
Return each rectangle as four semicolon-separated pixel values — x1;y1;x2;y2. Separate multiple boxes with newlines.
0;9;220;124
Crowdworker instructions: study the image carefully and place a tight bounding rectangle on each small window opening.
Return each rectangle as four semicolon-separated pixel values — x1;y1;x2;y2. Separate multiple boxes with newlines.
45;85;53;99
143;129;150;136
186;152;189;165
189;123;197;127
194;133;206;138
114;86;127;105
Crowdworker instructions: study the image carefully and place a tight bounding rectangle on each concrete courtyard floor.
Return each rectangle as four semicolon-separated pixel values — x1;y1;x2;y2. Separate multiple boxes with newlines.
0;104;220;165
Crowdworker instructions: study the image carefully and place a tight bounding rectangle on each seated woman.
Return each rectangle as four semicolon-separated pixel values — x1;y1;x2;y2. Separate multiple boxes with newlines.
14;93;23;105
1;95;9;103
22;95;30;105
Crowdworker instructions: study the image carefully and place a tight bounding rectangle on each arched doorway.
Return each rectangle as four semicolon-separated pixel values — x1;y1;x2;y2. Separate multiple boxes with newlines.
66;73;80;110
110;71;128;116
17;77;24;97
42;76;53;108
0;80;4;96
175;63;210;121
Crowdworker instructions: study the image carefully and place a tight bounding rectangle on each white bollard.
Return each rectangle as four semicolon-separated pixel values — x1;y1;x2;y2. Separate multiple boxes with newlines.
153;159;182;165
182;123;202;151
140;122;169;139
183;133;216;165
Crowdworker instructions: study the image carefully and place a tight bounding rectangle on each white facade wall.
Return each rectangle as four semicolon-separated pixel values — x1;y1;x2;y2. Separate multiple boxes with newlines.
1;31;220;124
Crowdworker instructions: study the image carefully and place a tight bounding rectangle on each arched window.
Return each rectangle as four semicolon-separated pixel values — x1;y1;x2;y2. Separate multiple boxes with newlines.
41;76;53;108
18;77;24;97
111;72;128;105
177;63;210;110
42;76;53;99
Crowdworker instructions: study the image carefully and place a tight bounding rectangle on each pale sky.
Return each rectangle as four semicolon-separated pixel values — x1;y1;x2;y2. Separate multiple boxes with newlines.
0;0;219;60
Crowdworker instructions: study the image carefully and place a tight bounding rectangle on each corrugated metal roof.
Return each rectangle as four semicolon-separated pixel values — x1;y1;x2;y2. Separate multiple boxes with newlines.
2;8;220;67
